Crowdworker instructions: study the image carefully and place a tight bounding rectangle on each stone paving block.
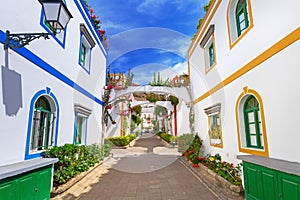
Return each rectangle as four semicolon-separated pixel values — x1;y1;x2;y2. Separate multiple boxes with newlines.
53;134;220;200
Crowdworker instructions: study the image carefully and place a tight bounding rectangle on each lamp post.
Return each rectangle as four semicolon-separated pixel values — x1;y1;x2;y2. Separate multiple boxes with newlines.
4;0;73;50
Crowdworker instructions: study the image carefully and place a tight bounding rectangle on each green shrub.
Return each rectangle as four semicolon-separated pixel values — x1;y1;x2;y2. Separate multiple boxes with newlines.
155;131;164;137
87;143;112;161
177;133;195;153
106;134;136;146
43;143;111;186
198;154;242;185
160;133;173;143
183;134;203;164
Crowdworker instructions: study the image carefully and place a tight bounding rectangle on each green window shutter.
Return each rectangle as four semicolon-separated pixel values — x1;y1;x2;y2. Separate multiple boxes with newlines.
243;95;263;149
80;44;87;66
236;0;249;36
31;96;53;151
75;116;87;145
209;43;215;66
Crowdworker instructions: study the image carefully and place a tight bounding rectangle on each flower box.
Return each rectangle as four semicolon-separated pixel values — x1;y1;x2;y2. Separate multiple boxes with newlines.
180;157;245;200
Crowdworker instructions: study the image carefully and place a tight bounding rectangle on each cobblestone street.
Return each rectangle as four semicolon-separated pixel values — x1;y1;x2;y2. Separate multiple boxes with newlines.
53;134;219;200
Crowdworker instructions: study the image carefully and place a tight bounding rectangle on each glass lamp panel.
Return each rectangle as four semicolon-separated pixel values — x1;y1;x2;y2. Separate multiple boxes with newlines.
58;5;70;29
43;3;60;21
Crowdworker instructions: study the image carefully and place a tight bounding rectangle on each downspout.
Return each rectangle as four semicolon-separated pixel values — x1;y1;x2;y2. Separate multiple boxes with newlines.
174;104;177;137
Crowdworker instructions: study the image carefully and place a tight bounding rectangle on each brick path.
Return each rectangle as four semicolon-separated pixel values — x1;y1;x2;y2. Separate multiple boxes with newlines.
52;134;219;200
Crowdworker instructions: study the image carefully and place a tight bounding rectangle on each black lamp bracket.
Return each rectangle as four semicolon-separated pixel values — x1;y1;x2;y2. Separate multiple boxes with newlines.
4;30;53;50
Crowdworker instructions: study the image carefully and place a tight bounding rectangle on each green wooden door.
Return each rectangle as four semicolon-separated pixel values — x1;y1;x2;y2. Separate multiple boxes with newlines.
0;180;15;199
260;168;278;200
243;162;300;200
0;165;52;200
16;174;35;200
278;172;300;200
244;162;261;200
35;167;52;200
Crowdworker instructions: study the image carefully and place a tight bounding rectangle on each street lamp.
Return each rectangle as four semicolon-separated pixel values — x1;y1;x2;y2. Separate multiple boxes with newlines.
4;0;73;50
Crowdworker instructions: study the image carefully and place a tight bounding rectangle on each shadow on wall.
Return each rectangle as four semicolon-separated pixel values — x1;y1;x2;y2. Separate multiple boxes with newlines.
1;65;23;116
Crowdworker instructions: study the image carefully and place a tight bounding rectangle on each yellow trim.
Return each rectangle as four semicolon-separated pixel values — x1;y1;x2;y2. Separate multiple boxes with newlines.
226;0;254;49
204;33;218;74
188;59;191;83
235;88;269;157
208;112;223;148
188;0;222;57
193;26;300;105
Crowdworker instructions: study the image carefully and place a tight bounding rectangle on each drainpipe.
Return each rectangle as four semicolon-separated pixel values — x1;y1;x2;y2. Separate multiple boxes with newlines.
174;104;177;137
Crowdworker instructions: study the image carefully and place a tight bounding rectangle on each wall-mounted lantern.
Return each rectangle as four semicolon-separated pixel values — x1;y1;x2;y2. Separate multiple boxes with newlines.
4;0;73;50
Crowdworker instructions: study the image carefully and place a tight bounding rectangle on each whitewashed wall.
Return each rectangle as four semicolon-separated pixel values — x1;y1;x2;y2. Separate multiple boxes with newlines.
189;0;300;165
0;0;107;165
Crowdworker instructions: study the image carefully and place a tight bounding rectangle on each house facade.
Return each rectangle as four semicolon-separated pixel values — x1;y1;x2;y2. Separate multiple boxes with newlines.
189;0;300;198
0;0;107;198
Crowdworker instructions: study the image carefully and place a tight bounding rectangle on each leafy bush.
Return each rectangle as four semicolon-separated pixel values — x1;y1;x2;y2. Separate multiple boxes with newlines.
106;134;136;146
183;134;203;164
155;131;164;137
159;133;173;143
177;133;195;153
87;143;111;161
198;154;242;185
43;143;111;186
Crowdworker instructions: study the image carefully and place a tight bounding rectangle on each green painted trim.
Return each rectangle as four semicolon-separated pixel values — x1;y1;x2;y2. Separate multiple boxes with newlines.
235;0;249;36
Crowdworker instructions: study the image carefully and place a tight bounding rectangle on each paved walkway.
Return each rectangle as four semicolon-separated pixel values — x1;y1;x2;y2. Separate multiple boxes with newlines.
52;134;219;200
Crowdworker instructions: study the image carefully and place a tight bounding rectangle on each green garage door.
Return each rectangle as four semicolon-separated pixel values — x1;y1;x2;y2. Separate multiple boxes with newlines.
0;165;52;200
244;162;300;200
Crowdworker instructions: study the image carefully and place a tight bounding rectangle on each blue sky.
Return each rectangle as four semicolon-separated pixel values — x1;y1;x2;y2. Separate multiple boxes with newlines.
87;0;208;85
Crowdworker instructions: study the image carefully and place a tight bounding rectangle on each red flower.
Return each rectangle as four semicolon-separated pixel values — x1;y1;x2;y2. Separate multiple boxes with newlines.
106;105;112;109
92;14;97;19
105;84;113;90
98;30;106;35
192;164;199;168
89;8;94;15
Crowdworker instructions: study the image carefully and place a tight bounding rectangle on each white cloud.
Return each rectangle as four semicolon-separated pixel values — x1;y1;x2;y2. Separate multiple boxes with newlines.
136;0;168;13
172;61;188;75
102;20;129;32
131;63;170;85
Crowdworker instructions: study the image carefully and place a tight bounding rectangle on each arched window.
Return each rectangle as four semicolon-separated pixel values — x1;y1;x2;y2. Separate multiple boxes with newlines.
236;0;249;36
235;87;269;157
31;96;56;151
25;88;59;160
227;0;253;48
243;95;263;148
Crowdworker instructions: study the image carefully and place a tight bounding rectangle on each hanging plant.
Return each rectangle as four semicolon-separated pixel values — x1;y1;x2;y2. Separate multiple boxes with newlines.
83;0;107;43
169;95;179;106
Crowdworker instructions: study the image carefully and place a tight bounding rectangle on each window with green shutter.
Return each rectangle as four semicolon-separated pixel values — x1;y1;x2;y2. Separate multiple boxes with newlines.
74;104;91;145
78;24;96;74
75;115;87;145
80;43;87;66
243;95;263;149
236;0;249;36
31;96;55;152
208;43;215;67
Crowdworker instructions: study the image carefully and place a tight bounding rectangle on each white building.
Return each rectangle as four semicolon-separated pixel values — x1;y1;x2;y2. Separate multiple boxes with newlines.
0;0;107;198
189;0;300;198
